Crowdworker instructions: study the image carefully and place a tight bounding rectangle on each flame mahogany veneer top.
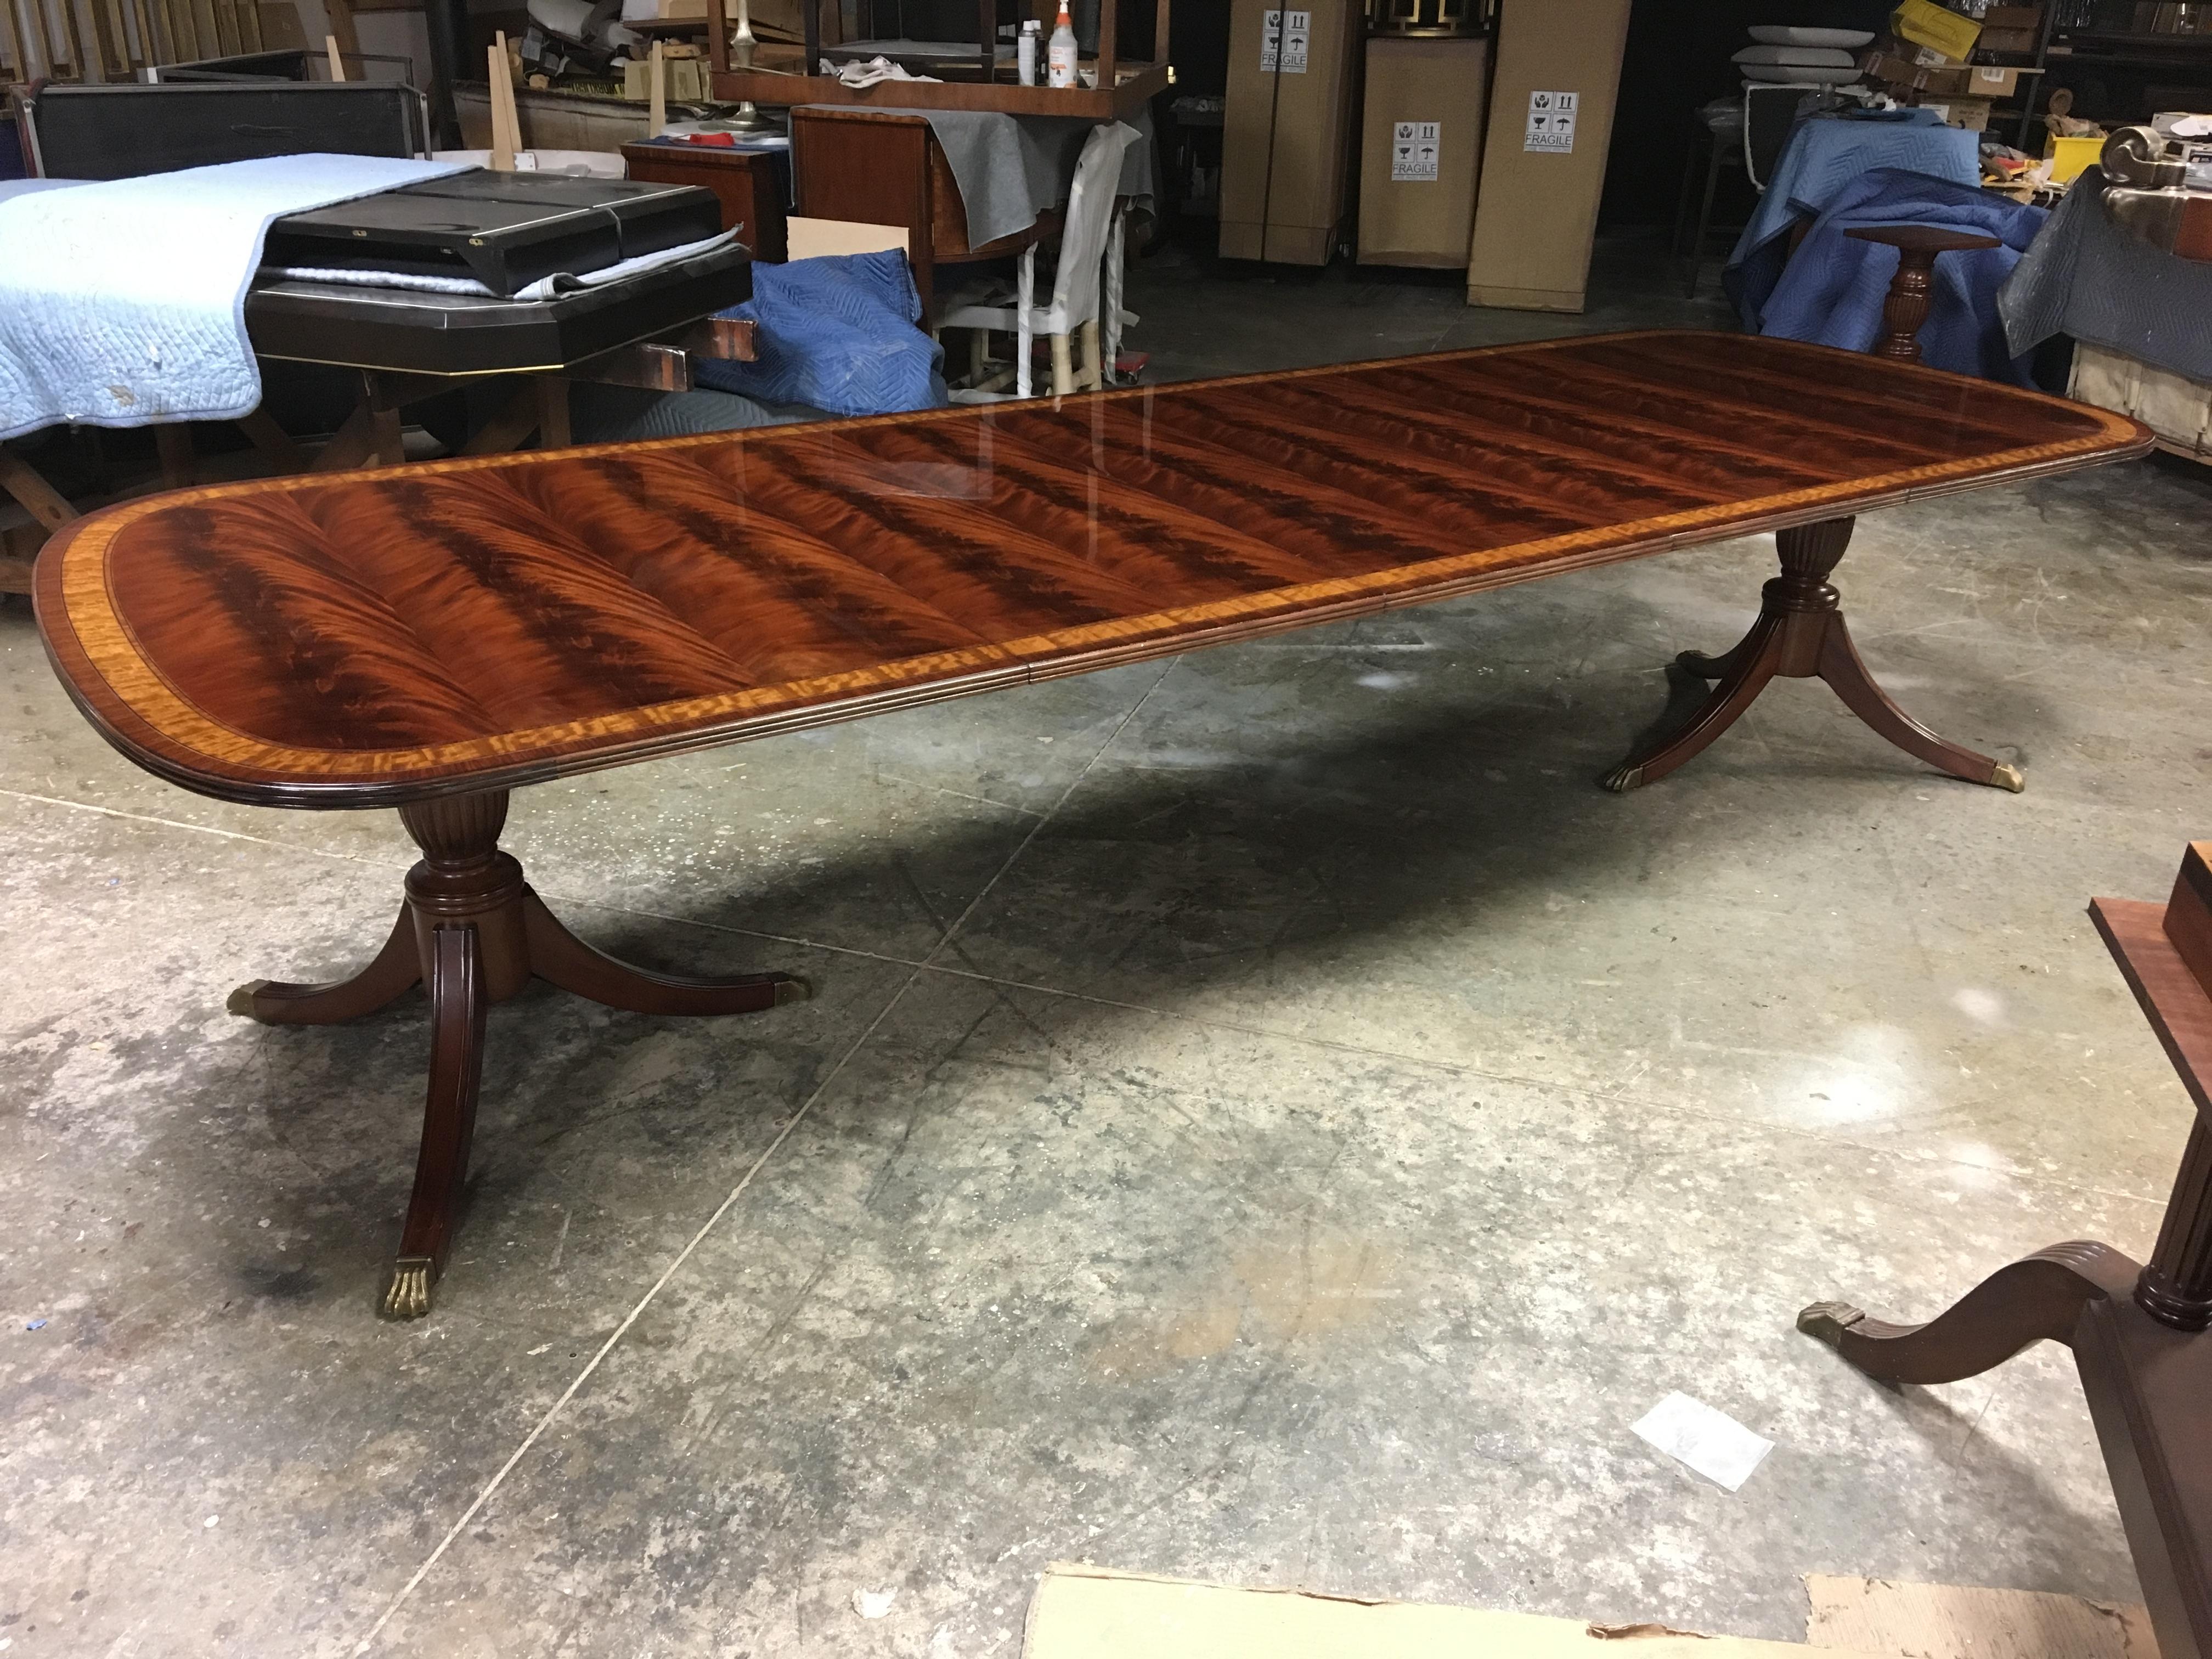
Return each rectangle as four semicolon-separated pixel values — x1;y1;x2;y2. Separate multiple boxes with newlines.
36;331;2150;809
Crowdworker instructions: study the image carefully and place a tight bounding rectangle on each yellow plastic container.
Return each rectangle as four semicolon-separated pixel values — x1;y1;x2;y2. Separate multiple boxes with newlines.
1891;0;1982;63
2048;134;2104;184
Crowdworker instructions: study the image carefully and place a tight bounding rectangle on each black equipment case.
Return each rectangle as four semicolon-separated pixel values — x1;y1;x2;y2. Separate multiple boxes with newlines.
261;171;726;296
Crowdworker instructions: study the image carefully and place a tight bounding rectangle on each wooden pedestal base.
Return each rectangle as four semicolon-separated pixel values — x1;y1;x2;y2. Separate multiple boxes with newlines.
1604;516;2024;794
1801;1238;2212;1659
228;791;806;1318
1801;885;2212;1659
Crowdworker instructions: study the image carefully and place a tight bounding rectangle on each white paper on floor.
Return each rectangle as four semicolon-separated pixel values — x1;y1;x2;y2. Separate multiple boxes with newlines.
1630;1392;1775;1491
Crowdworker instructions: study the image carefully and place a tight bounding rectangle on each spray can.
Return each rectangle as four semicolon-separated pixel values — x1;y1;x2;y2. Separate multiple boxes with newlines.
1018;18;1040;85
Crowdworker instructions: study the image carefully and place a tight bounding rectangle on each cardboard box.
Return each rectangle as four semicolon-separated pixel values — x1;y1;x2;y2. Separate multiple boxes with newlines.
1356;35;1489;268
1872;54;2028;97
1915;92;1995;128
1981;5;2044;26
1977;26;2039;52
1892;0;1982;61
1465;0;1632;312
1220;0;1364;264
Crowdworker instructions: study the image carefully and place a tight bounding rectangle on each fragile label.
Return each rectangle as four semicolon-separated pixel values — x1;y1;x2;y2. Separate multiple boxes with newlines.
1391;120;1441;182
1260;9;1310;73
1524;88;1578;153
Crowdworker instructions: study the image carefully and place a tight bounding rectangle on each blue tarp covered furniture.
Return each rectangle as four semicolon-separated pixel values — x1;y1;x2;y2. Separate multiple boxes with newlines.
1724;111;1979;323
697;247;949;419
1752;168;2049;383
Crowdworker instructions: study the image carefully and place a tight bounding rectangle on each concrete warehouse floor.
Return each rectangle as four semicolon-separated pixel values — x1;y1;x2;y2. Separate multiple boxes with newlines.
4;232;2211;1657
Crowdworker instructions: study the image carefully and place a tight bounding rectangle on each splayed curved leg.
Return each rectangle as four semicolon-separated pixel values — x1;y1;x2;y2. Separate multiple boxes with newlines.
1798;1240;2140;1385
1818;620;2024;792
520;889;809;1016
227;907;420;1024
1603;615;1781;792
383;923;488;1319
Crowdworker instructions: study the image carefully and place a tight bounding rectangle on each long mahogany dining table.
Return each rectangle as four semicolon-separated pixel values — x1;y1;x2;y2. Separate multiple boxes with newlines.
33;331;2152;1317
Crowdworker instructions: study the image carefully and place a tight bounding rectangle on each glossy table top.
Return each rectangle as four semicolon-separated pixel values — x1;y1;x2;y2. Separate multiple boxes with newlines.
36;331;2149;809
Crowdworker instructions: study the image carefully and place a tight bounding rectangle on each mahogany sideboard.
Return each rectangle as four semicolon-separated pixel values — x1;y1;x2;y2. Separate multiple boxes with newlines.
33;331;2151;1317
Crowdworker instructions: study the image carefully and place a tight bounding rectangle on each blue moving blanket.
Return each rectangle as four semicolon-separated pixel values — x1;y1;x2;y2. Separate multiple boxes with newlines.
1750;168;2048;383
0;154;466;442
1724;112;1978;324
696;249;947;419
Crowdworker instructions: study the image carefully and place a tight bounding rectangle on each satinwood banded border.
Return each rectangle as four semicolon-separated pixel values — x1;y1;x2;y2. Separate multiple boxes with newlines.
35;331;2149;810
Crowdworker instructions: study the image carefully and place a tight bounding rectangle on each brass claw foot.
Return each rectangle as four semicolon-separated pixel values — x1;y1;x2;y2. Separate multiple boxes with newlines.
382;1257;436;1320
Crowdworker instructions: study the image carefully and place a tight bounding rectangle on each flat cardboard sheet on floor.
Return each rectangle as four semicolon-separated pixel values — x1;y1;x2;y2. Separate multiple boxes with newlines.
1024;1566;1891;1659
1803;1576;2158;1659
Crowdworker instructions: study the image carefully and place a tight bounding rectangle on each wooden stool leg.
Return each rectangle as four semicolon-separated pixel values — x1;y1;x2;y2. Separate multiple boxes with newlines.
0;444;81;531
154;425;195;489
1051;334;1076;397
236;408;308;472
1080;319;1104;391
536;377;571;450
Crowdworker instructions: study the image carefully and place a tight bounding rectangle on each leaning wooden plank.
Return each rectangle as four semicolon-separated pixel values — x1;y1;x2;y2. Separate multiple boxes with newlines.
321;0;358;58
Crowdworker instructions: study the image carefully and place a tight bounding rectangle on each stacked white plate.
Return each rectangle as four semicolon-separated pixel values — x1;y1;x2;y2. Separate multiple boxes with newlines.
1734;24;1874;87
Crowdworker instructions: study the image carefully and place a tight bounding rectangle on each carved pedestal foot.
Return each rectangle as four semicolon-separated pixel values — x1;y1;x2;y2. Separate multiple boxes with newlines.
1604;517;2023;794
229;789;808;1319
1798;1239;2140;1385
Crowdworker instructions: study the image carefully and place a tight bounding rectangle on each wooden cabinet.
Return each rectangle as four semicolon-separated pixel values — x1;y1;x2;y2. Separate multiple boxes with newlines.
788;107;1059;317
620;140;789;264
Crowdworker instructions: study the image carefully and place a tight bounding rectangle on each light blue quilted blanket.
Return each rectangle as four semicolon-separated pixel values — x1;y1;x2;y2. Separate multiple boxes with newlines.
0;154;466;442
695;249;947;419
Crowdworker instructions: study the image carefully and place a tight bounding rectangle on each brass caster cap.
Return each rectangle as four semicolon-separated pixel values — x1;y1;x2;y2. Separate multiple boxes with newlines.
381;1259;436;1321
773;975;814;1005
227;980;271;1018
1795;1300;1867;1345
1990;762;2025;793
1599;765;1643;795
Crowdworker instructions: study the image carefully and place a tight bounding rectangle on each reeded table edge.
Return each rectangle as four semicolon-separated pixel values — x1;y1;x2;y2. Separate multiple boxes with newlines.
35;331;2155;811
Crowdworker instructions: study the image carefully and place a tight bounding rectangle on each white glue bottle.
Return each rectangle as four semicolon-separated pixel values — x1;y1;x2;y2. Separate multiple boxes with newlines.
1018;17;1040;85
1047;0;1077;88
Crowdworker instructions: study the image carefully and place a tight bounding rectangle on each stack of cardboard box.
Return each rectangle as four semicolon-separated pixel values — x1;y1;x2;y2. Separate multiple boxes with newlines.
1860;0;2041;131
